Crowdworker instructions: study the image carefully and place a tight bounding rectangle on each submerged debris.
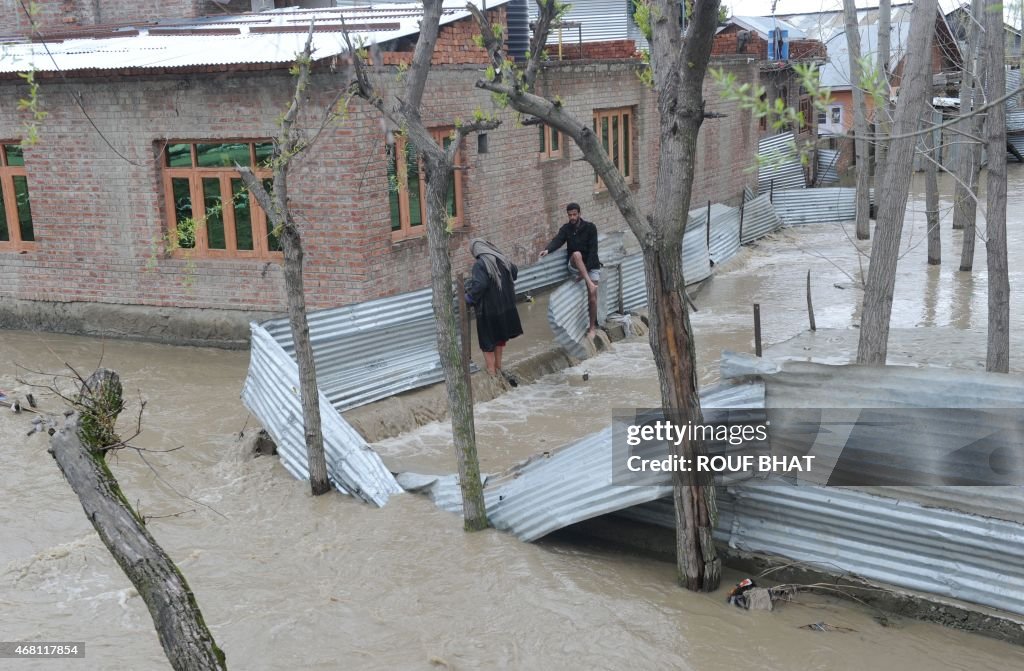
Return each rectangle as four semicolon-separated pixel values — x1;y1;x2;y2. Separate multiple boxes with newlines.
800;622;858;633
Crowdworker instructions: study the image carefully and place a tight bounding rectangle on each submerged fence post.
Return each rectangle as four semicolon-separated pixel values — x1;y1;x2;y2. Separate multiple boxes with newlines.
706;200;712;252
738;189;746;244
753;303;762;357
806;269;816;331
457;273;474;401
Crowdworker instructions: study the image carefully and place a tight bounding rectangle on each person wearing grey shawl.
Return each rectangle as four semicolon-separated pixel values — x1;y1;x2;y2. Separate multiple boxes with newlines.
466;239;523;376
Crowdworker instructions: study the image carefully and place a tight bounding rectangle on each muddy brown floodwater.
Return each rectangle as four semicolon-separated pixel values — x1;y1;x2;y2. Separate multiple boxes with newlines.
3;170;1024;670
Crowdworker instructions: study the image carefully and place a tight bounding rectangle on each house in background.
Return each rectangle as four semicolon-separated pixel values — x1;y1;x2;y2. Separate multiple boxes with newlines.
0;0;761;347
774;2;961;175
945;2;1022;66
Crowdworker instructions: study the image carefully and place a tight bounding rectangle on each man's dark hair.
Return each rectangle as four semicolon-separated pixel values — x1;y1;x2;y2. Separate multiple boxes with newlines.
566;202;581;213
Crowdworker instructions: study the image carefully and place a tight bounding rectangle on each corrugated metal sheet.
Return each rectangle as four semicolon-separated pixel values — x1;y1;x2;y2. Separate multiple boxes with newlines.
261;288;447;412
615;481;1024;616
772;187;857;225
241;324;403;506
816;148;840;184
1009;134;1024;159
682;214;712;284
0;1;511;72
739;193;783;244
707;204;741;265
758;132;806;194
1007;110;1024;134
720;352;1024;511
514;249;569;296
725;482;1024;616
618;252;647;313
399;380;767;540
1007;69;1021;111
546;279;605;360
529;0;632;47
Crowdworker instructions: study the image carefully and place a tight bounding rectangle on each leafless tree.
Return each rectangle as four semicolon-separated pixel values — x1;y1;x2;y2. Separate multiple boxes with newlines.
342;0;498;529
925;122;940;266
238;28;330;496
843;0;871;240
470;0;722;590
857;0;938;365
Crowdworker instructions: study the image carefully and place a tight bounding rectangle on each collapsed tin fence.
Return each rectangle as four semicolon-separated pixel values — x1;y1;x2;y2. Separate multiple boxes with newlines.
244;183;867;496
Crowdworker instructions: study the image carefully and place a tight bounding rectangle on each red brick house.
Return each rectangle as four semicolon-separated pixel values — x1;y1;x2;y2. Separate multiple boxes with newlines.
0;1;760;347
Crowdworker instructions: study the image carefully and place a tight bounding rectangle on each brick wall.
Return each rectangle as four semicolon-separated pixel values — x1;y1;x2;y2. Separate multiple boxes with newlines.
556;40;642;61
0;45;759;317
0;1;232;36
712;25;767;59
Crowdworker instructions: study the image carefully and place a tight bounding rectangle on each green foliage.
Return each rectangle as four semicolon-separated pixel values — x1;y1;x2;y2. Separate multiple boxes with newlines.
711;63;831;170
77;375;124;451
856;55;888;110
492;23;504;38
632;0;653;42
491;90;510;108
636;50;654;88
17;69;47;145
472;34;485;48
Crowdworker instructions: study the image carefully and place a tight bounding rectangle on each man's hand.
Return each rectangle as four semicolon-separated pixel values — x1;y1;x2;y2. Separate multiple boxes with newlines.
539;249;548;259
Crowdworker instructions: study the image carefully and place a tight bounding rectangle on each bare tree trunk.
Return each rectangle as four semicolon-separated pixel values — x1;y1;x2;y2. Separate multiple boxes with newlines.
471;0;721;591
925;122;941;265
49;370;226;671
423;157;488;530
953;0;981;234
239;29;329;496
645;246;719;590
279;225;330;495
983;0;1010;372
844;0;872;239
345;0;492;527
874;0;892;197
857;0;938;365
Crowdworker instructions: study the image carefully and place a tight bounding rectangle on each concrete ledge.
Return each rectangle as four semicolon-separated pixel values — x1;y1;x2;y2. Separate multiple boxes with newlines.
0;297;279;349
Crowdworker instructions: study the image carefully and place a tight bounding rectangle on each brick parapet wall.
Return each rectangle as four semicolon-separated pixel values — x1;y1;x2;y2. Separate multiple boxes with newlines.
0;51;759;316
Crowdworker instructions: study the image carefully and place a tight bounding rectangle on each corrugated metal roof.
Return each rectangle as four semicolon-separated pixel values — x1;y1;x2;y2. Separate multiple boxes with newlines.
529;0;634;47
0;1;510;72
241;323;403;506
726;16;807;41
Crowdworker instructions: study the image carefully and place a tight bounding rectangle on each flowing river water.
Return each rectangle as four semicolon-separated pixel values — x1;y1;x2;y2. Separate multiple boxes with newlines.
2;170;1024;670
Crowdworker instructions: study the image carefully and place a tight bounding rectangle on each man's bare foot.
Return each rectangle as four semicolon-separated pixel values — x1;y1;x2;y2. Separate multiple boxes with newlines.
587;327;597;339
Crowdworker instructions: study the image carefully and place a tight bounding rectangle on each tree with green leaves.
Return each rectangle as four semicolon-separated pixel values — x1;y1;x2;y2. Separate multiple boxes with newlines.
470;0;722;591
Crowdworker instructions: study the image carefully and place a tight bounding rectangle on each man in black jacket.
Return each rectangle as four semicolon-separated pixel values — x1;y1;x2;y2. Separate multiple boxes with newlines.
540;202;601;338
